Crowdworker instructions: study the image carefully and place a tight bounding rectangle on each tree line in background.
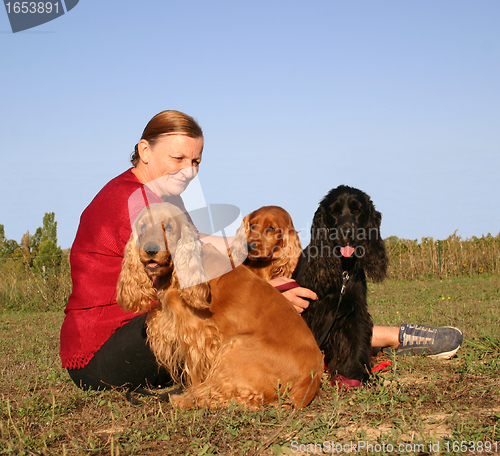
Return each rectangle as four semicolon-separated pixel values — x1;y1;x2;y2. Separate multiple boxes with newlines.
0;212;63;271
0;213;70;311
0;213;499;311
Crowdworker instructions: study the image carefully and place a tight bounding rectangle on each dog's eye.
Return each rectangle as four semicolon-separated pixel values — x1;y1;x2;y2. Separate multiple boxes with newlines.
352;209;361;214
140;223;147;232
164;224;173;232
265;227;275;233
331;205;342;216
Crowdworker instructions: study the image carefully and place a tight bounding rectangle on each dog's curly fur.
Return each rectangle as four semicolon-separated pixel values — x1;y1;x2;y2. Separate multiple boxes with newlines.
230;206;302;281
293;186;388;383
117;203;323;409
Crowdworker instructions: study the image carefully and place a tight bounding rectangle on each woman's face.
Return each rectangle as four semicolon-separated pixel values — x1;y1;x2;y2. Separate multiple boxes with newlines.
135;134;204;196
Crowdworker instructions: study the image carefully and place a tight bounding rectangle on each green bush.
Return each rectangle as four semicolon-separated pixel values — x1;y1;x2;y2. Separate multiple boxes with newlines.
0;214;69;312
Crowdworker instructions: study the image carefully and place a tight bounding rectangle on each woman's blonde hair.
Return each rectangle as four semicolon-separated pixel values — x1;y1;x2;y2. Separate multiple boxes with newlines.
131;110;203;166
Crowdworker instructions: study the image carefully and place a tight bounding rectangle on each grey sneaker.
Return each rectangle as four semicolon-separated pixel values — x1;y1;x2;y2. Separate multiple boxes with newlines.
382;324;463;359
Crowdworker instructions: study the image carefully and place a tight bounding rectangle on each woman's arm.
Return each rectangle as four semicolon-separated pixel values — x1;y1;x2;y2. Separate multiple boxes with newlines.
198;233;235;254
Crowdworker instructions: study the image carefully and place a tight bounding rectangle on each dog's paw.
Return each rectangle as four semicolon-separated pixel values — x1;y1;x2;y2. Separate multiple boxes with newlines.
169;393;196;409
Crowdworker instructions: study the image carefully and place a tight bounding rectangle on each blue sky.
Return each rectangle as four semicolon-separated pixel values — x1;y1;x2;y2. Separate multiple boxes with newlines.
1;1;499;248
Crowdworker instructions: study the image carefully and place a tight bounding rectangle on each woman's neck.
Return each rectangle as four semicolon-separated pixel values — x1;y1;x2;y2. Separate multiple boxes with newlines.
131;165;148;185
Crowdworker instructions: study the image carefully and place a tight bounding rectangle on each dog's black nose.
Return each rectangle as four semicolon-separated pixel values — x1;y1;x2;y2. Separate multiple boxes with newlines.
339;223;355;240
144;242;161;256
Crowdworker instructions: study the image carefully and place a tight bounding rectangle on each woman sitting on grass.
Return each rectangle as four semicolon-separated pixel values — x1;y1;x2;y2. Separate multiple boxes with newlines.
59;110;463;391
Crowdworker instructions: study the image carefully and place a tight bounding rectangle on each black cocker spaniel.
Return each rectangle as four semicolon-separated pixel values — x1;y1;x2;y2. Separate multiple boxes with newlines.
293;185;388;384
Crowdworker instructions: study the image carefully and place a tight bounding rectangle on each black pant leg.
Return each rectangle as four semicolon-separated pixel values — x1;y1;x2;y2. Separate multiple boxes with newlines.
67;313;172;390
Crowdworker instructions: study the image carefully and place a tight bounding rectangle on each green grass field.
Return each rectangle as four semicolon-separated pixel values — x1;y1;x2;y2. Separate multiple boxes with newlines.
1;275;500;455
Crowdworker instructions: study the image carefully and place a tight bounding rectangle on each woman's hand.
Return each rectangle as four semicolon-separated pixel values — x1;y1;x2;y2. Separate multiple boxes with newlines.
268;277;317;314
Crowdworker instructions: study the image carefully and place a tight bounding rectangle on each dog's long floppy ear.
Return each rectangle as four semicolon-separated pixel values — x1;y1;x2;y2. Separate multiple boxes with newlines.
274;216;302;278
282;225;302;277
303;203;343;285
117;235;158;313
362;202;388;283
172;221;211;310
228;214;250;266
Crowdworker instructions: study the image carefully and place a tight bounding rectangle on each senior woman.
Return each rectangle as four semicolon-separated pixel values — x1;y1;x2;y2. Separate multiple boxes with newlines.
60;110;462;392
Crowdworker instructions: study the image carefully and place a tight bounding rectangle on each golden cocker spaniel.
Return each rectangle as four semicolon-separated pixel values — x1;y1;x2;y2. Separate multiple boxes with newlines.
231;206;302;281
117;203;322;409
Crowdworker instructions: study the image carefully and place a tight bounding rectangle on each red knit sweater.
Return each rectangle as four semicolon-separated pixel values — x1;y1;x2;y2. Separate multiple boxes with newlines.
59;169;186;369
